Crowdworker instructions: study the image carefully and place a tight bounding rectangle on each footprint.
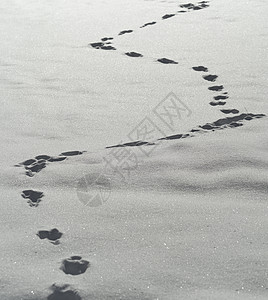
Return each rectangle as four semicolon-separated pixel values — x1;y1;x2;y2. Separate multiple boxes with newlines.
157;58;178;64
159;133;190;141
140;21;156;28
35;155;51;160
106;140;154;149
60;256;89;275
100;45;116;50
162;14;176;20
90;42;104;49
17;154;67;176
214;95;229;100
208;85;224;91
47;284;81;300
59;151;84;156
229;122;243;128
192;66;208;72
209;101;226;106
203;74;218;82
25;160;47;176
18;158;36;166
221;109;239;114
37;228;63;244
48;156;67;162
21;190;44;207
180;3;195;9
192;5;203;10
101;37;113;41
125;52;143;58
118;30;133;36
178;10;187;13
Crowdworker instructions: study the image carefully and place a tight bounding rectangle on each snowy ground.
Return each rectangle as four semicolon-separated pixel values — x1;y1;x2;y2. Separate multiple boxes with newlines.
0;0;267;299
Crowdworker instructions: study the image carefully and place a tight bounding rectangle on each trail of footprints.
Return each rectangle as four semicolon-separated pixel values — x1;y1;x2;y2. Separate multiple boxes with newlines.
16;150;85;177
16;1;266;298
18;150;88;299
106;65;265;148
89;1;210;64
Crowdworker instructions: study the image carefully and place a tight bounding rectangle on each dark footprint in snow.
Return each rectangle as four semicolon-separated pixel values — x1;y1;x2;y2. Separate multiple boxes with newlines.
18;158;36;166
162;14;176;20
192;66;208;72
214;95;229;100
37;228;63;244
209;101;226;106
140;21;156;28
35;155;51;160
208;85;224;91
106;140;154;149
192;5;203;10
125;52;143;58
178;10;187;13
221;109;239;114
61;256;90;275
48;156;67;162
100;45;116;50
25;160;47;176
47;284;81;300
90;42;104;49
180;3;195;9
118;30;133;36
157;58;178;64
16;154;67;176
101;37;113;41
21;190;44;207
203;74;218;82
159;133;190;141
59;151;84;156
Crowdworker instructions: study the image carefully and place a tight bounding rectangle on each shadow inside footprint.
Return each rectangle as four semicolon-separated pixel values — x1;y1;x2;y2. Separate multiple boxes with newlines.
59;151;84;156
21;190;44;207
61;256;89;275
100;45;116;50
157;58;178;64
118;30;133;35
25;160;46;176
214;95;229;100
192;66;208;72
125;52;143;57
37;228;63;243
180;3;194;9
159;133;190;141
209;101;226;106
101;37;113;41
162;14;175;19
90;42;104;49
203;74;218;82
208;85;224;91
140;21;156;28
221;109;239;114
48;156;67;162
106;140;154;149
47;284;81;300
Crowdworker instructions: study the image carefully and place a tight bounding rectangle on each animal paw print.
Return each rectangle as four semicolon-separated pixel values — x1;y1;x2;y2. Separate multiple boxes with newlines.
47;284;82;300
16;151;84;177
21;190;44;207
60;256;90;276
37;228;63;245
